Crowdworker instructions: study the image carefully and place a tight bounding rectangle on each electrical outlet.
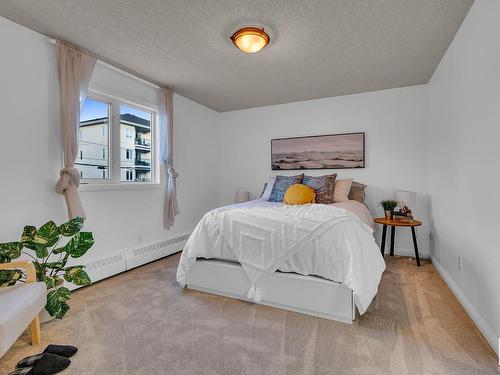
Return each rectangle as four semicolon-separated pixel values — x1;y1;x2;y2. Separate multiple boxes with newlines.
458;256;463;272
138;234;143;244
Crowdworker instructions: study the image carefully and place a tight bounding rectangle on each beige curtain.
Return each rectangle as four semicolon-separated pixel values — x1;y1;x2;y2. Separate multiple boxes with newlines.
159;87;179;229
54;42;96;219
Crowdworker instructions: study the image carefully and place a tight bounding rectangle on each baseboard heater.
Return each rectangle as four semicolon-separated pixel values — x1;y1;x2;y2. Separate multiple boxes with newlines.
67;233;190;291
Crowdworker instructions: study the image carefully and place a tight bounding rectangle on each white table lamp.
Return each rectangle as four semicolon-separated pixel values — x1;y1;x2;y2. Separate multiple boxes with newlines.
235;191;250;203
394;190;416;210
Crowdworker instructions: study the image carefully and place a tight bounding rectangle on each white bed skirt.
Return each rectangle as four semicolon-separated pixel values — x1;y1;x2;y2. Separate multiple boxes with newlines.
187;259;356;324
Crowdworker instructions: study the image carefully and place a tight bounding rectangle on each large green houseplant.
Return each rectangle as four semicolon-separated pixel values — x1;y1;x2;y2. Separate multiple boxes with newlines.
0;217;94;319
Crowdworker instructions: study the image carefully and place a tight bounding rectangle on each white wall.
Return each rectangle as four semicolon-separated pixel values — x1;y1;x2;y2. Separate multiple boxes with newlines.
0;17;220;264
2;4;498;354
217;86;430;256
428;0;500;352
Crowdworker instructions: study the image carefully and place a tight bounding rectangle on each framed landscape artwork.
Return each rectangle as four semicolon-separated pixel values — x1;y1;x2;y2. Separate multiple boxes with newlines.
271;132;365;170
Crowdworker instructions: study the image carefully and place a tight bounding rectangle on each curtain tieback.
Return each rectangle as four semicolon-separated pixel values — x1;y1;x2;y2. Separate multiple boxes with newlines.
166;166;179;179
55;167;81;194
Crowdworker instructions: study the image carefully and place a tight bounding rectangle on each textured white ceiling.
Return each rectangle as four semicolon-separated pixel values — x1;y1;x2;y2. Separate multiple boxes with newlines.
0;0;473;112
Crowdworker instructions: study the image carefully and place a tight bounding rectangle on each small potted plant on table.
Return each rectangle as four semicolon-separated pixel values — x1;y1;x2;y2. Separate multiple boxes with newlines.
379;200;398;220
0;217;94;321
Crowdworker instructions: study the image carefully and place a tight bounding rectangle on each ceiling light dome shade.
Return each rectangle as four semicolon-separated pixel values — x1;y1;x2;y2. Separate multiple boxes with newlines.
231;27;270;53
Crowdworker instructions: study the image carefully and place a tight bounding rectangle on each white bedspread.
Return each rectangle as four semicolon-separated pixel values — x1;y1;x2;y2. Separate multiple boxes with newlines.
177;200;385;314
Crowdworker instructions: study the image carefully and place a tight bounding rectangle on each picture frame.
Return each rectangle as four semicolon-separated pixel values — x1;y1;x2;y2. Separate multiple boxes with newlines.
271;132;365;170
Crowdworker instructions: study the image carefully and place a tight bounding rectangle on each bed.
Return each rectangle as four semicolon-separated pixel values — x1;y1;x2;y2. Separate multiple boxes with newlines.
176;193;385;324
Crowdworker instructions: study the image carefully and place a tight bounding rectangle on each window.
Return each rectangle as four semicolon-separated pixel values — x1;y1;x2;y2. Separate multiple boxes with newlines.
120;104;153;183
125;170;133;181
77;95;157;185
77;98;110;180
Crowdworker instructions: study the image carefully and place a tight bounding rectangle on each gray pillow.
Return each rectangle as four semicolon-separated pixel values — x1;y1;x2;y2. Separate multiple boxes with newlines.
348;182;366;204
268;175;304;202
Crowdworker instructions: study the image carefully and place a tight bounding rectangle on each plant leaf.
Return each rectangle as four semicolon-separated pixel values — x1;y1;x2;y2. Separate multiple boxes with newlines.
57;286;71;300
43;275;56;289
0;242;23;263
44;276;63;288
33;262;46;282
45;294;59;316
35;221;60;247
21;225;37;250
64;232;94;258
21;225;48;258
0;269;23;287
52;247;66;254
58;217;84;237
45;261;65;270
54;302;70;319
64;266;91;286
45;286;71;319
34;245;49;259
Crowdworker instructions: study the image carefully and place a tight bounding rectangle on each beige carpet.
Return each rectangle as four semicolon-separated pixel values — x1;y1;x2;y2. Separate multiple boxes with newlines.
0;254;497;375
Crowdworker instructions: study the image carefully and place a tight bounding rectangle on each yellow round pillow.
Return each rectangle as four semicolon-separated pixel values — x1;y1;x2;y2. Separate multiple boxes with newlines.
283;184;316;205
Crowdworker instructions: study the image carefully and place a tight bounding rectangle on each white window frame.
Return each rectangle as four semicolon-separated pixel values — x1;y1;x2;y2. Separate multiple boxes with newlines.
78;91;161;191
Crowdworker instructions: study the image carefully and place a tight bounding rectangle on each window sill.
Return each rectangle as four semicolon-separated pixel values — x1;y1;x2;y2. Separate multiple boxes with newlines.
79;182;163;192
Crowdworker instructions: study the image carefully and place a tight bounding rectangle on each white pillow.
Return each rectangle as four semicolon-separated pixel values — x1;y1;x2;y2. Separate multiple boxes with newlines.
260;176;276;201
333;178;353;202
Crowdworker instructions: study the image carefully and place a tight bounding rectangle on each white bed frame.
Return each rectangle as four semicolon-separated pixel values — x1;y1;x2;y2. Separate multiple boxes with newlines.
187;259;356;324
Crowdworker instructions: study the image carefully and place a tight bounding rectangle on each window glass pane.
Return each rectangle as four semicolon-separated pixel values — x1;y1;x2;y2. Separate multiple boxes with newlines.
77;98;110;179
120;104;152;182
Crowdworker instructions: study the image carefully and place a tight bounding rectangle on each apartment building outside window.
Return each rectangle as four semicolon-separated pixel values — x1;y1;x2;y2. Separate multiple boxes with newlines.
76;96;157;185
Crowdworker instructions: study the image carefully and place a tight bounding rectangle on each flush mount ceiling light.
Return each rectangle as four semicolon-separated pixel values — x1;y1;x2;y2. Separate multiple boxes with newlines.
230;27;270;53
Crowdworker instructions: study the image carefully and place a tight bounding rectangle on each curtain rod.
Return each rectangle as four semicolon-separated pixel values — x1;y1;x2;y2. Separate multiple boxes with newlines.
49;38;165;90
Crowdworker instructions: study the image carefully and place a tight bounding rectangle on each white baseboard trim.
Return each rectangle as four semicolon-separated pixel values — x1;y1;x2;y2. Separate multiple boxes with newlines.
431;256;498;356
79;252;127;286
123;233;190;270
67;233;190;291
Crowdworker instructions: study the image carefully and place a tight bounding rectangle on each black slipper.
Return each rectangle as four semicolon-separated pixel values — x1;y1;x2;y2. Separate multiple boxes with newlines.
17;345;77;368
43;345;78;358
9;354;70;375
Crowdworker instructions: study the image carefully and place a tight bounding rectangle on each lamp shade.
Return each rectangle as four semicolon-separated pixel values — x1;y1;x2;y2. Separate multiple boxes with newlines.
394;190;416;209
235;191;250;203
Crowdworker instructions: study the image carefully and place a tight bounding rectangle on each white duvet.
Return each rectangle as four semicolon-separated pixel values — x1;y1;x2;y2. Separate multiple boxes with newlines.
177;199;385;314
